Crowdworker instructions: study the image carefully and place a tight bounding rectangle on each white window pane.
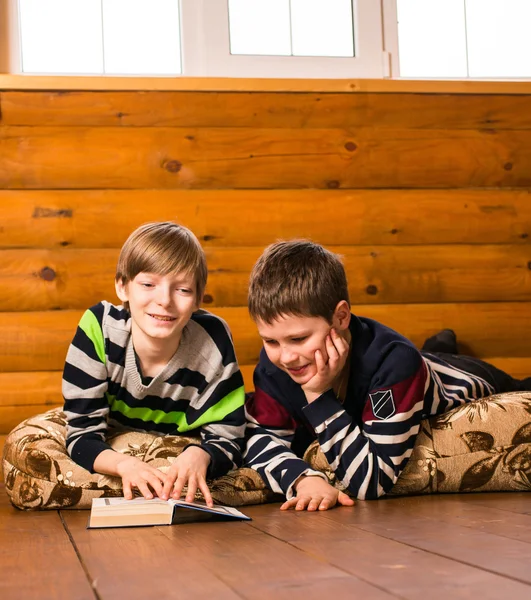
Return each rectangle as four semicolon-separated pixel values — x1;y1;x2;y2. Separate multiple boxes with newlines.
290;0;354;57
102;0;181;75
19;0;103;74
397;0;468;78
466;0;531;78
228;0;291;56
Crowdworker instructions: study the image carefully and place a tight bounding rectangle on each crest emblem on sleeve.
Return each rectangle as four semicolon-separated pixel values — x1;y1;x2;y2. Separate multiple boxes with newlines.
369;389;395;420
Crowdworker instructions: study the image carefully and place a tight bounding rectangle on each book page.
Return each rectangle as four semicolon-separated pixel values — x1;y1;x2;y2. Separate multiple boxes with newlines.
170;499;250;519
92;497;171;512
88;497;173;528
93;497;168;507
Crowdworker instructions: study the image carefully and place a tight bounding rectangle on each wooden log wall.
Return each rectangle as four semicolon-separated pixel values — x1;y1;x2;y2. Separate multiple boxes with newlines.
0;78;530;445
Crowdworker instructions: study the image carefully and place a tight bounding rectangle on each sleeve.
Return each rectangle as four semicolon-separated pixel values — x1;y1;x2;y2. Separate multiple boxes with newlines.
184;316;247;479
302;344;427;500
244;367;328;498
196;366;247;479
62;304;111;472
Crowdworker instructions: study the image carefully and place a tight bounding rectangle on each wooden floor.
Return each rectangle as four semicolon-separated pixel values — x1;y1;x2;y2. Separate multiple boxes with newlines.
2;485;531;599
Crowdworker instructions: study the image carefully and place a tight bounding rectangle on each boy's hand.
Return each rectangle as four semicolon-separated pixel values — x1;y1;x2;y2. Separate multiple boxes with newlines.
162;446;213;507
302;328;350;403
281;475;355;511
115;455;169;501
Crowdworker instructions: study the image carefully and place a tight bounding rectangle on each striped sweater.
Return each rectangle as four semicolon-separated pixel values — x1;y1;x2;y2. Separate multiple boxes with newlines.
63;301;245;478
244;315;499;500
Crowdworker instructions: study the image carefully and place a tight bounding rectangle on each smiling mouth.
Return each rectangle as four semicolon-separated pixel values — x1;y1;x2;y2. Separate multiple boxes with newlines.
148;314;176;322
286;365;309;375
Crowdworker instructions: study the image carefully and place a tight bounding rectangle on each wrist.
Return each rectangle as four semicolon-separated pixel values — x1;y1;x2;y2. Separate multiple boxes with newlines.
304;391;321;403
185;444;212;461
293;473;322;491
115;454;140;476
303;387;330;404
293;474;306;491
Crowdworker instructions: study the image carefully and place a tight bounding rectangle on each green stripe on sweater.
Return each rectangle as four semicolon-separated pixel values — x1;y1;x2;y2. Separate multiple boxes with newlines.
79;309;106;363
105;386;244;431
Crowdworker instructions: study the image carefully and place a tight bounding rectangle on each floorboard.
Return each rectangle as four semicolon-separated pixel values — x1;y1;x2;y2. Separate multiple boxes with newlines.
447;494;531;516
387;494;531;544
61;510;242;599
0;487;95;600
248;502;531;600
157;504;396;600
2;486;531;600
320;495;531;585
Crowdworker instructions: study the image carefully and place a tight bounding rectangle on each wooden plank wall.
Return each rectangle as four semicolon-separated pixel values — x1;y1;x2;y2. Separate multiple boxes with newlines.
0;85;530;445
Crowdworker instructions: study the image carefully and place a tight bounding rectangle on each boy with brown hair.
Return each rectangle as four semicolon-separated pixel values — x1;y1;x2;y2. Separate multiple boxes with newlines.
244;240;531;510
63;221;245;506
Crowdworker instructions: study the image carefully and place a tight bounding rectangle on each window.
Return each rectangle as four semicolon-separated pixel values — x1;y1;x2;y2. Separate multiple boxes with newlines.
18;0;182;75
183;0;384;78
12;0;387;78
465;0;531;78
228;0;355;58
6;0;531;79
397;0;531;78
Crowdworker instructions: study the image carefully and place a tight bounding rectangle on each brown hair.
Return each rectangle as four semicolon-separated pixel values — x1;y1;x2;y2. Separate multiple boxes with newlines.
116;222;207;301
248;240;350;324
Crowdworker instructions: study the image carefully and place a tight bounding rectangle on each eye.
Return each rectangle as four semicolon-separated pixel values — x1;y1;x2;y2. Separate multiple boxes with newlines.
263;339;278;346
177;287;193;295
291;336;308;343
140;282;155;288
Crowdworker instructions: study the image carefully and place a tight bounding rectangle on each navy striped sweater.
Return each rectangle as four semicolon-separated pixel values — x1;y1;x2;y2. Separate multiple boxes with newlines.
244;316;496;500
63;302;246;478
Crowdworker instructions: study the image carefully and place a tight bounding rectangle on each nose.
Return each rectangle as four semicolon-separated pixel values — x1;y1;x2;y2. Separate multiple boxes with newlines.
156;286;172;308
280;346;297;366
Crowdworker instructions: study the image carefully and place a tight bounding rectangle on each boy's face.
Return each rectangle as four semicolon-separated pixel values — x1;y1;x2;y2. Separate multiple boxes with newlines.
256;305;350;386
115;271;199;349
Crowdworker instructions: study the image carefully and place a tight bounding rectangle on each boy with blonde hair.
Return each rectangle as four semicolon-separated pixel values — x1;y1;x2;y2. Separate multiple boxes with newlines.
244;240;531;510
63;222;245;506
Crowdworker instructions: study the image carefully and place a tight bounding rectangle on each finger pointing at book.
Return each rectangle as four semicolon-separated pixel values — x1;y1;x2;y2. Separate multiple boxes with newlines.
93;452;170;500
163;446;214;507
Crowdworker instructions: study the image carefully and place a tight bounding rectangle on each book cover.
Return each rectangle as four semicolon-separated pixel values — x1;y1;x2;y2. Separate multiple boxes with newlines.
87;496;251;529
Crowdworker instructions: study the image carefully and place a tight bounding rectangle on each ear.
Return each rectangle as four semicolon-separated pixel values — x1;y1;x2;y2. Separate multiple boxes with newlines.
332;300;351;331
115;279;129;303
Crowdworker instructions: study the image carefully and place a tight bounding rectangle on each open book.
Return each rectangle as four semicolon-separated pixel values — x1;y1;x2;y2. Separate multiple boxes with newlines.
87;496;251;529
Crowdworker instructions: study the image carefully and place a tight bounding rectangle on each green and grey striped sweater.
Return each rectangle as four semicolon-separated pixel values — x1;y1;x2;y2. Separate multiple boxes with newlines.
63;301;246;478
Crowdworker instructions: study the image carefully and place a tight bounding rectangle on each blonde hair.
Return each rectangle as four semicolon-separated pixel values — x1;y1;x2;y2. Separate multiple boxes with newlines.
116;222;207;301
248;240;350;324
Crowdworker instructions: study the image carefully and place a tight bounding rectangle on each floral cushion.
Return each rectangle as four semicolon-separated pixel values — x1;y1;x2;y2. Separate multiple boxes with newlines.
304;391;531;497
389;391;531;495
2;409;281;510
4;391;531;509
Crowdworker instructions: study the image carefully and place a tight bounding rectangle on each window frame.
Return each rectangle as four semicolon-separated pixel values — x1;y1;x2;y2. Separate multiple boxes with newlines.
392;0;531;80
4;0;389;78
181;0;387;78
2;0;530;81
0;0;22;73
